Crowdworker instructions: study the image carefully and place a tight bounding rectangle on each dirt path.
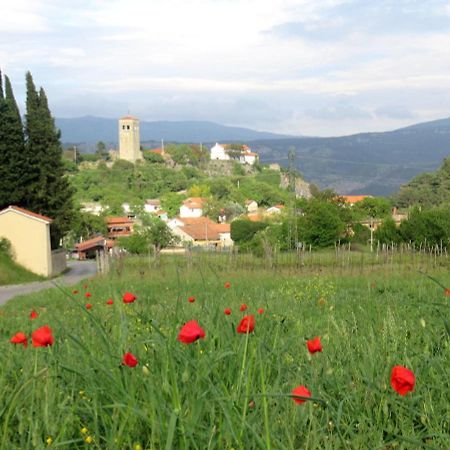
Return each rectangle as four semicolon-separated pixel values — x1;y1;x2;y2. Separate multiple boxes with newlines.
0;260;97;306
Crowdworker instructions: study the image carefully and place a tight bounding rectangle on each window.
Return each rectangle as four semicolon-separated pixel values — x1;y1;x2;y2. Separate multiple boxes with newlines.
127;125;130;130
122;125;126;130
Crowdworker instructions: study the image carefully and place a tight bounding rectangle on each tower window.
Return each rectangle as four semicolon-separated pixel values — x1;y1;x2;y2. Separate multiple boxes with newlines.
122;125;126;130
127;125;130;130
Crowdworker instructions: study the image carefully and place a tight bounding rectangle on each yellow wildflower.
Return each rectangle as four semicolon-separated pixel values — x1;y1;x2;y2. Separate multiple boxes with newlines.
81;427;88;435
85;436;94;444
46;436;53;445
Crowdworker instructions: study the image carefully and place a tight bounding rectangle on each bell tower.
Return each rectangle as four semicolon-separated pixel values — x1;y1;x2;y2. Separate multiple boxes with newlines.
118;116;143;163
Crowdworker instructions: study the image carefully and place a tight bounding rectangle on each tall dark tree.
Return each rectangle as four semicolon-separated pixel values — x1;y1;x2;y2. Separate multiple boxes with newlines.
24;72;75;248
0;72;28;209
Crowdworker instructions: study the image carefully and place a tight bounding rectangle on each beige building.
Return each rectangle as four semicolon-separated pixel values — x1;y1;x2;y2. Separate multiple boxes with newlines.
119;115;143;163
0;206;66;277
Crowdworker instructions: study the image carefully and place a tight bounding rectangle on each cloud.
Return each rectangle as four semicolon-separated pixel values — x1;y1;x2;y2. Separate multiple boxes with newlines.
1;0;450;136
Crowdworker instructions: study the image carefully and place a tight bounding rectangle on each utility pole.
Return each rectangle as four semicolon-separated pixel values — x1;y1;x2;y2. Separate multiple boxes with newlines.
288;147;298;252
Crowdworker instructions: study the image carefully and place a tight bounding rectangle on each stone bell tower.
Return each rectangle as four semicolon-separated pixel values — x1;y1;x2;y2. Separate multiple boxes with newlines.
118;116;143;163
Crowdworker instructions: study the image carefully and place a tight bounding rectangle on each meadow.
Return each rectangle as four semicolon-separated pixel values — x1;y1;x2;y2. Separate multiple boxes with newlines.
1;252;449;449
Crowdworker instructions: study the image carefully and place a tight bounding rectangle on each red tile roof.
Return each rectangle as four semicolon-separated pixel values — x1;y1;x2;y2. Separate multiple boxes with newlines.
149;148;163;154
1;205;53;223
341;195;371;204
180;222;228;241
106;217;134;225
75;236;106;251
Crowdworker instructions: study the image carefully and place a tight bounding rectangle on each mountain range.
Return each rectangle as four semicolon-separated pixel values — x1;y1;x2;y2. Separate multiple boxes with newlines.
56;116;291;143
57;115;450;195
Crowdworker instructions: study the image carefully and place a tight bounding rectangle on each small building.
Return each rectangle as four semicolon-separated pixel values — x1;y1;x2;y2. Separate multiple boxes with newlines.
179;197;206;218
106;217;134;239
75;235;114;260
210;143;258;165
144;199;161;213
172;220;232;248
0;205;66;277
245;200;258;213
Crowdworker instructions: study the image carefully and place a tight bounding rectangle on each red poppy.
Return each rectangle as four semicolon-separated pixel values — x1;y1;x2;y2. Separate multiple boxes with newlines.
10;332;28;348
123;292;137;303
257;308;264;314
445;288;450;297
86;303;92;310
30;310;39;320
122;352;138;367
224;308;232;315
224;281;231;289
236;315;255;334
177;320;206;344
188;296;196;303
32;326;54;347
240;304;247;312
106;299;114;305
85;292;92;298
391;365;415;396
291;385;312;405
307;337;323;354
72;290;79;295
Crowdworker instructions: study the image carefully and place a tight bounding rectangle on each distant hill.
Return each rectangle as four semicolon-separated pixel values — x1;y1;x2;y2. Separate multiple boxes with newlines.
252;117;450;196
56;116;293;144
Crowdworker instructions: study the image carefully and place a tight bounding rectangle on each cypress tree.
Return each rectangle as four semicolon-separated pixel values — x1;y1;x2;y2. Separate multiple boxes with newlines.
0;72;28;209
24;71;74;248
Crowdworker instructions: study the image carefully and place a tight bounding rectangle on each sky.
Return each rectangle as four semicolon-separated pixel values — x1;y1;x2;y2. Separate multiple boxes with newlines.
2;0;450;137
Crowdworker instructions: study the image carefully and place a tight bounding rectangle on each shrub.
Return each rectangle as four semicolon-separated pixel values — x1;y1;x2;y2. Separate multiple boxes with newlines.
0;238;12;257
231;220;269;244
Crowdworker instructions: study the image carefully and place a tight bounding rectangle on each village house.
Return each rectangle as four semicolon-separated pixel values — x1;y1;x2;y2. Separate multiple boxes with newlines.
0;206;66;277
245;200;258;213
210;143;259;165
144;199;161;213
75;235;114;260
171;217;233;248
179;197;206;218
106;217;135;239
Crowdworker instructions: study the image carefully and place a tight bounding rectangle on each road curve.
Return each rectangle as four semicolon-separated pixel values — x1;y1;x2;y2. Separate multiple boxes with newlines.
0;260;97;306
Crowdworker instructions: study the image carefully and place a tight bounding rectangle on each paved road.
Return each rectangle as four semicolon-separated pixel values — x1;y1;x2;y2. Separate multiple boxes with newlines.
0;260;97;306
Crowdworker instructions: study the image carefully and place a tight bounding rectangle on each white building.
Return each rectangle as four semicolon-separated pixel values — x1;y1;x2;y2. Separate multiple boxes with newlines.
210;143;258;165
81;202;105;216
245;200;258;213
179;197;205;218
210;143;230;161
144;199;161;214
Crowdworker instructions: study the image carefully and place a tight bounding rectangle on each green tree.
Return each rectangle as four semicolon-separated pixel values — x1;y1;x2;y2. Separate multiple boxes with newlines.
95;141;108;160
231;220;269;244
24;72;75;248
0;72;28;209
297;200;345;248
353;197;392;219
374;218;401;244
161;192;185;217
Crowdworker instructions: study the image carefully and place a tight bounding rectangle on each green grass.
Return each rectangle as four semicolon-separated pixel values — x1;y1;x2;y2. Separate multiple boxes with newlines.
0;254;449;449
0;252;43;286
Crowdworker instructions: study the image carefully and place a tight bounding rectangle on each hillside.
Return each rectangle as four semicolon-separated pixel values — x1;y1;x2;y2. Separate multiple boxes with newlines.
56;116;293;144
252;117;450;195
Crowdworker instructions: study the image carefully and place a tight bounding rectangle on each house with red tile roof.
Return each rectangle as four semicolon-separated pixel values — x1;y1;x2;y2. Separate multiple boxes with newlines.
179;197;207;218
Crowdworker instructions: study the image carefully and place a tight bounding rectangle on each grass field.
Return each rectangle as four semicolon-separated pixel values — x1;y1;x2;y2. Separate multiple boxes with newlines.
0;252;43;286
1;253;449;449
